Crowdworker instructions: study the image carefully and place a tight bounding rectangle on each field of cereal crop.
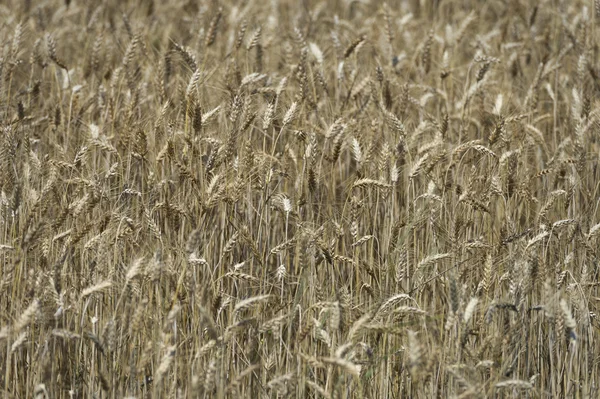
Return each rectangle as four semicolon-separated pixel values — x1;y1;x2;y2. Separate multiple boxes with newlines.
1;0;600;397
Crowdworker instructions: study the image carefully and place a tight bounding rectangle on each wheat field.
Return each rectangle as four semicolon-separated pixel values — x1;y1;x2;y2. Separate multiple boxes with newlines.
1;0;600;397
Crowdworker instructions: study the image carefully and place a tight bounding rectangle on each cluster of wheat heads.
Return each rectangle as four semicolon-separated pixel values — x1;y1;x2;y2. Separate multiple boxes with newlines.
1;0;600;397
